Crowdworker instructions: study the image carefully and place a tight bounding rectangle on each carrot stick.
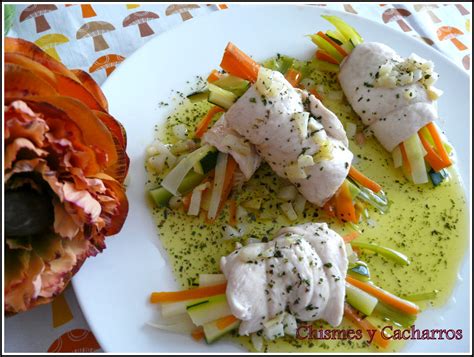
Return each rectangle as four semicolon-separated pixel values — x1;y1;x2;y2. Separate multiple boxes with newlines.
182;192;192;212
207;69;222;83
343;231;359;243
309;88;323;100
322;197;336;217
418;132;449;172
216;156;237;214
191;327;205;341
228;199;237;226
399;142;411;174
150;283;227;303
220;42;260;83
346;276;420;315
344;303;390;349
285;68;303;87
315;50;339;65
195;106;224;138
317;31;349;57
335;181;357;223
426;122;451;167
349;166;382;193
216;315;238;330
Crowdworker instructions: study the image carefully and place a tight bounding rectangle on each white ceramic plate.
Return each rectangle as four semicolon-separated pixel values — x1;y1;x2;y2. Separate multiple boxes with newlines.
73;5;471;353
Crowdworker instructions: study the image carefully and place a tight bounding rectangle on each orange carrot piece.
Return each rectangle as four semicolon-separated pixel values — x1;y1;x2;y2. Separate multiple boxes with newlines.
344;303;390;349
216;156;237;215
228;199;237;226
150;283;227;303
399;142;411;174
315;50;339;65
285;68;303;87
418;132;449;172
191;327;205;341
220;42;260;83
426;122;451;167
343;231;359;243
322;197;336;218
195;106;225;138
349;166;382;193
346;276;420;315
182;192;192;212
216;315;238;330
309;88;323;100
335;181;357;223
317;31;349;57
207;69;222;83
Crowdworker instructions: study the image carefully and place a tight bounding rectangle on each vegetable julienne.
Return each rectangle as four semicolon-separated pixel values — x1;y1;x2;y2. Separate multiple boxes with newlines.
346;276;420;316
150;283;227;303
311;15;454;186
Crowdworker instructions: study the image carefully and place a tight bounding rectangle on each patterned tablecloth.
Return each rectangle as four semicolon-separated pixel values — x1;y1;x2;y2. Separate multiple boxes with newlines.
4;2;471;353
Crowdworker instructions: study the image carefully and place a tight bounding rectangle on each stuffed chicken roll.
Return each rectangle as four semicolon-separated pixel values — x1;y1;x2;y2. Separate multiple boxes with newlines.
223;67;353;207
338;42;441;152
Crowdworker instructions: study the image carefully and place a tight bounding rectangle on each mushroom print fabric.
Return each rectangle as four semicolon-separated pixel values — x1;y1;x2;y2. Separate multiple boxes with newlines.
4;2;471;353
6;3;471;87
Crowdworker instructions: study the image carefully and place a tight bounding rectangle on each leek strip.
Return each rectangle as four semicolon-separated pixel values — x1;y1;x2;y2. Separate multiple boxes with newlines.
322;15;363;45
199;274;227;287
400;290;439;302
373;302;417;328
403;133;428;184
346;283;378;316
351;242;410;266
161;145;214;196
207;152;228;219
392;146;402;168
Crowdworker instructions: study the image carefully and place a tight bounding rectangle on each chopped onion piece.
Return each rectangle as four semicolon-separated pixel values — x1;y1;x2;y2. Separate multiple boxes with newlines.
298;154;314;168
293;112;310;139
207;152;228;219
236;205;248;221
172;124;188;140
392;145;402;168
427;87;443;100
242;198;262;210
223;225;242;240
255;67;285;97
169;196;183;210
281;202;298;221
293;194;307;215
277;185;297;201
285;164;307;180
283;314;297;336
240;244;264;261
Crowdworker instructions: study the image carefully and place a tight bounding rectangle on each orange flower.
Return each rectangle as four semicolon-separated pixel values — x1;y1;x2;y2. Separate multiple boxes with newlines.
4;38;129;314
